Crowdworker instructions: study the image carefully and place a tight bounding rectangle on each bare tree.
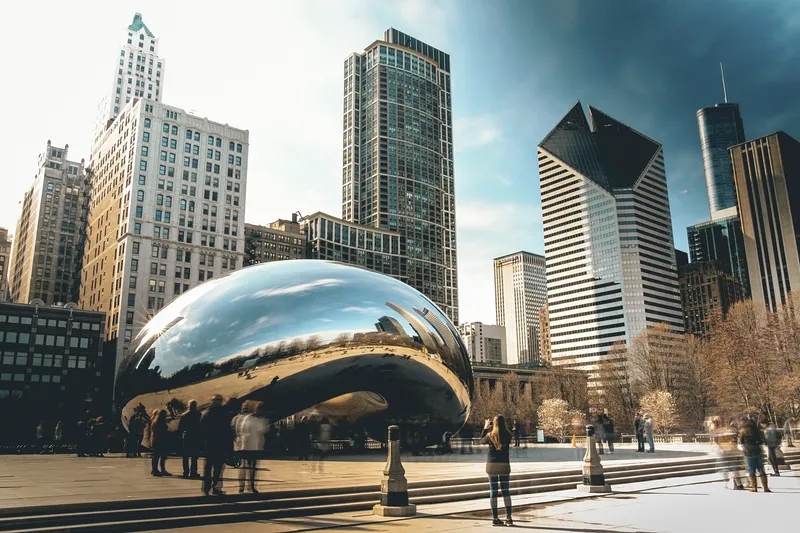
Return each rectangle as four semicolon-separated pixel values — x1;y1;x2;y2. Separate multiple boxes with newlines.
593;341;638;433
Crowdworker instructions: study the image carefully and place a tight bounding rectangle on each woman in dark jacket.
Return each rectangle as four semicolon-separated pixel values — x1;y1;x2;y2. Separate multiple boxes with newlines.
480;415;514;526
150;409;171;477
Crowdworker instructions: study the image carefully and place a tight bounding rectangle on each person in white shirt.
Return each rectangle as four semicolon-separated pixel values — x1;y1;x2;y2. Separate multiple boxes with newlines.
232;401;269;493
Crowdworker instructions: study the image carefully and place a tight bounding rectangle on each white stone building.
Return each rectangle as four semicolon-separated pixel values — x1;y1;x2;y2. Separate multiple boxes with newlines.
494;251;547;365
80;99;248;377
457;322;506;365
93;13;166;147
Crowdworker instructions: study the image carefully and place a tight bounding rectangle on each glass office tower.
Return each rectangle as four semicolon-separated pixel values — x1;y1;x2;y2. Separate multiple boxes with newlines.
696;103;745;217
687;216;750;297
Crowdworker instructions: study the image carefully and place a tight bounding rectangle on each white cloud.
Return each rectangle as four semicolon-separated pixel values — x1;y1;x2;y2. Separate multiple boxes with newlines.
341;306;382;313
454;116;502;150
252;278;344;299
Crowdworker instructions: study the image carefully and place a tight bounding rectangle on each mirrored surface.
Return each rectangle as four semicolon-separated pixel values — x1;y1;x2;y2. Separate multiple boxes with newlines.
116;260;473;445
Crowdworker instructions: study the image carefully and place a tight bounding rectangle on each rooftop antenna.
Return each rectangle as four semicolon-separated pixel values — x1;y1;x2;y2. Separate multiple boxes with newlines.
720;62;728;103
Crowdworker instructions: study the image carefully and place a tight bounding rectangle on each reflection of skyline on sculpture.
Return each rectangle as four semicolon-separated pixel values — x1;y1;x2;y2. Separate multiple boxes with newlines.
116;261;472;446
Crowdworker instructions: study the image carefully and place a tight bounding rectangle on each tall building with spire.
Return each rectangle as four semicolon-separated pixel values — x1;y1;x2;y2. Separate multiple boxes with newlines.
538;103;682;388
93;13;166;146
342;29;458;323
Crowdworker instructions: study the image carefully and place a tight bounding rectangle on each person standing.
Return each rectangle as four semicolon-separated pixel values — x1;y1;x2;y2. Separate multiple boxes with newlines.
179;400;202;478
150;409;171;477
232;401;268;493
200;395;232;495
295;416;312;461
764;423;782;477
593;413;606;455
784;418;795;447
75;420;88;457
603;414;615;455
644;414;655;453
513;420;521;448
313;418;332;474
35;421;46;454
714;421;745;490
481;415;513;527
634;414;645;452
739;416;770;492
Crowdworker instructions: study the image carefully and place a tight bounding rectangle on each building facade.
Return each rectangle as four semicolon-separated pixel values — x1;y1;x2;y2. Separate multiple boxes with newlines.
537;102;683;387
8;142;89;306
342;28;458;323
696;103;746;218
0;228;10;301
538;304;551;366
493;251;546;366
302;212;407;282
731;132;800;312
80;99;248;377
457;322;506;364
687;216;749;296
244;216;306;266
679;260;744;335
0;302;108;444
94;13;166;145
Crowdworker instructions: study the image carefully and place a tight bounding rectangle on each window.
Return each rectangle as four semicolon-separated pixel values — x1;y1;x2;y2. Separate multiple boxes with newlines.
156;194;163;205
215;138;222;147
135;206;143;218
159;165;166;175
133;242;140;254
184;267;191;279
186;129;193;139
180;199;187;210
141;146;149;156
144;118;151;128
237;143;243;153
137;190;145;201
139;175;146;185
150;262;158;275
128;294;136;306
149;279;157;292
131;258;138;272
165;196;172;207
140;160;147;171
236;156;242;166
129;276;137;289
143;132;150;142
134;222;141;235
154;209;162;222
163;123;170;133
171;125;178;135
208;135;214;145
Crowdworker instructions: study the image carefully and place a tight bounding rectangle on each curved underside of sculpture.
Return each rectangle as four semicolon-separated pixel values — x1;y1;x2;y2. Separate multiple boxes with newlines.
115;260;473;446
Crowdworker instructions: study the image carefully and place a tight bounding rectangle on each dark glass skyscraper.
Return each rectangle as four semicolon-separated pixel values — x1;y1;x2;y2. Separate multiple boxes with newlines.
696;103;745;216
687;216;750;296
342;29;458;323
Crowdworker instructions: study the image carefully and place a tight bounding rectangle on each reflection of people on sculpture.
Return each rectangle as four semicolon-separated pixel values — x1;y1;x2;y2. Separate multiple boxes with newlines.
200;394;233;496
481;415;514;527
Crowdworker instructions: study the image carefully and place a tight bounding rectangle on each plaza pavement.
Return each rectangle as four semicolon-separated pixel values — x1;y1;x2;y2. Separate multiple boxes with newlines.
0;444;709;510
139;469;800;532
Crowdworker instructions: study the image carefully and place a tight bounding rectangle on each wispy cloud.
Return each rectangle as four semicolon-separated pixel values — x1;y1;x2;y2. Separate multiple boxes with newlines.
454;116;502;150
252;278;344;299
341;306;381;313
457;201;541;230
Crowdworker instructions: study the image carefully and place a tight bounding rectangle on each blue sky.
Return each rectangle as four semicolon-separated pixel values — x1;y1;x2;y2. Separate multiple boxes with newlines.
1;0;798;324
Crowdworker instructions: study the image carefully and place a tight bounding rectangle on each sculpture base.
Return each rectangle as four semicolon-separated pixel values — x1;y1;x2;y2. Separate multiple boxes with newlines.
373;503;417;517
576;483;612;493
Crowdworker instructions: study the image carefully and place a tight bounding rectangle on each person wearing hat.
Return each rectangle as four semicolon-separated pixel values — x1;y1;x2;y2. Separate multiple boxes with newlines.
200;394;233;495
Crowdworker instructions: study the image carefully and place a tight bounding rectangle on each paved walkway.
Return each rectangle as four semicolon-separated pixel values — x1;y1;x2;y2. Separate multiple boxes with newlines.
0;444;709;509
148;469;800;532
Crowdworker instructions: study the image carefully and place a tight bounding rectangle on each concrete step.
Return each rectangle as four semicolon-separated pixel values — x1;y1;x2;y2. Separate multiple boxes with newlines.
2;451;797;532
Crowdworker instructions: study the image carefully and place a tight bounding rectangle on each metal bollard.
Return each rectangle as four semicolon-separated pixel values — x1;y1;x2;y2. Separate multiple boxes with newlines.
576;424;611;493
373;425;416;517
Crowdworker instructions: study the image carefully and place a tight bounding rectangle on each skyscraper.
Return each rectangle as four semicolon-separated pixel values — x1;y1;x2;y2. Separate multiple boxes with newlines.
730;132;800;312
457;322;507;364
93;13;166;146
0;228;11;301
8;142;89;305
342;29;458;323
80;100;248;377
538;102;682;383
494;251;546;365
679;260;744;335
687;216;749;295
697;103;746;217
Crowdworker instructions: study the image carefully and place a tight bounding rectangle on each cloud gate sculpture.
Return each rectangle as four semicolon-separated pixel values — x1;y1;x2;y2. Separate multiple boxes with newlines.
116;260;473;446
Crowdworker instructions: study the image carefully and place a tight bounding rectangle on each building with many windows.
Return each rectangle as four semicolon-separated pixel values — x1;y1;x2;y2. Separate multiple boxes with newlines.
537;102;683;390
493;251;547;366
302;212;407;282
538;304;551;366
244;216;306;266
342;29;458;323
687;216;749;296
679;260;744;335
730;132;800;312
79;99;248;377
0;228;10;302
457;322;506;364
0;301;108;444
8;142;89;306
94;13;166;146
697;102;746;218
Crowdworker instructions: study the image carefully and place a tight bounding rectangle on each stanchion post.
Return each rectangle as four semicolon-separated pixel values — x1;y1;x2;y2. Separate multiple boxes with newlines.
576;424;611;493
373;425;416;516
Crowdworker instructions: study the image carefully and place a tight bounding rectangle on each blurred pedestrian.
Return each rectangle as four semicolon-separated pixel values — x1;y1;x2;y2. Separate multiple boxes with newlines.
480;415;513;527
513;420;520;448
232;400;268;493
35;421;46;454
784;418;794;447
764;423;782;477
713;420;745;490
296;416;312;460
312;417;332;474
644;414;655;453
739;416;769;492
179;400;201;478
634;413;645;452
602;414;615;454
92;417;108;457
150;409;171;477
593;413;606;455
200;394;232;496
76;420;88;457
53;421;63;454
